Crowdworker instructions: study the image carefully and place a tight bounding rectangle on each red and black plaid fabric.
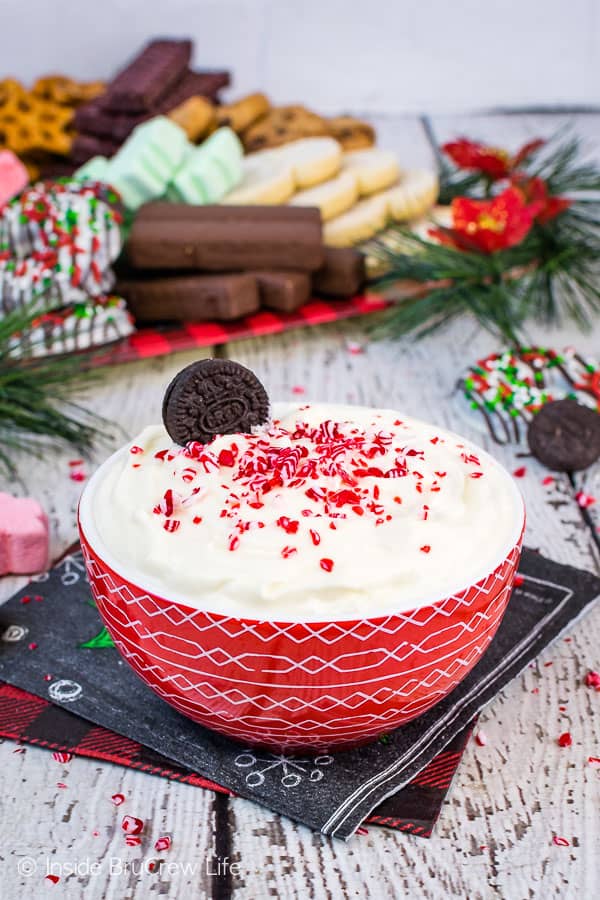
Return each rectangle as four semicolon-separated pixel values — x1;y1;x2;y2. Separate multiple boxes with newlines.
0;681;472;837
93;294;390;366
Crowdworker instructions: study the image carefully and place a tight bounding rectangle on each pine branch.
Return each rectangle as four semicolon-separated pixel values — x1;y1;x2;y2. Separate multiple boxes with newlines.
0;305;111;475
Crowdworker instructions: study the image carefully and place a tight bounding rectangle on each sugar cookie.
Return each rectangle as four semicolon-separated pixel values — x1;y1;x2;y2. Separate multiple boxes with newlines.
342;148;401;196
221;155;295;205
290;170;359;221
323;194;388;247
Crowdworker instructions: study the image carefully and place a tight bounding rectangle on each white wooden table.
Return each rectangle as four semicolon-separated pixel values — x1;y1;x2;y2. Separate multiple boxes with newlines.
1;113;599;900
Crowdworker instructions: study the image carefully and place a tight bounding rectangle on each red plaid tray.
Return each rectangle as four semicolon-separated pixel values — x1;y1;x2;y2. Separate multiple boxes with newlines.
94;293;389;366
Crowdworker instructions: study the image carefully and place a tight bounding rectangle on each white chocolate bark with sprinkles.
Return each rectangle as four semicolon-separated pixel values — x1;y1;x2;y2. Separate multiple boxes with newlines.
88;403;522;620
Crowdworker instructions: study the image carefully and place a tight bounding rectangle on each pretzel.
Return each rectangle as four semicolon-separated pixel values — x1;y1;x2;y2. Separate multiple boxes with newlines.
0;79;74;157
32;75;105;107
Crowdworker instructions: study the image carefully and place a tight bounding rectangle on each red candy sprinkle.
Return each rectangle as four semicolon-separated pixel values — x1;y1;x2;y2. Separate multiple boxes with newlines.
111;793;125;806
281;546;297;559
552;836;570;847
276;516;299;534
514;574;525;587
125;835;142;847
475;730;487;747
28;642;37;651
121;815;144;835
420;545;431;554
228;536;240;552
576;491;596;508
513;466;527;478
585;670;600;689
163;520;180;533
69;470;86;482
542;476;555;486
154;835;172;852
129;446;144;455
557;732;572;747
45;875;60;884
52;751;72;763
292;385;306;395
587;756;600;768
309;529;321;546
320;558;334;572
20;596;31;604
193;516;203;525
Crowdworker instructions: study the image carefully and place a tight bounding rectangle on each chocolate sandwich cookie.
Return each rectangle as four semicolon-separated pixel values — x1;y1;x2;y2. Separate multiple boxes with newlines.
312;247;366;298
162;358;270;445
127;204;325;272
252;271;311;312
102;39;192;114
118;273;259;322
527;399;600;472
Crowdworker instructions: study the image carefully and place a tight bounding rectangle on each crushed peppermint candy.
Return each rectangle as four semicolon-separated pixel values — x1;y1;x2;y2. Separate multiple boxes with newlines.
552;835;570;847
475;730;487;747
121;815;144;835
557;732;573;747
111;792;126;806
576;491;596;509
154;835;172;852
584;670;600;689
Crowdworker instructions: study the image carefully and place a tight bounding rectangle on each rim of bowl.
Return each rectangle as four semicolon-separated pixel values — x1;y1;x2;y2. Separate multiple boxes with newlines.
78;434;525;625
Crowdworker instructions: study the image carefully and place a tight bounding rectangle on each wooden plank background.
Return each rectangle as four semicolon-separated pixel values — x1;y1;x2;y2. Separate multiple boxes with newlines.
1;113;599;899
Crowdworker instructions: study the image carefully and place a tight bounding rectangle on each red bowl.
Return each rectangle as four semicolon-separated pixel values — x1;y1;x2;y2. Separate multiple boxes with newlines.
78;450;525;752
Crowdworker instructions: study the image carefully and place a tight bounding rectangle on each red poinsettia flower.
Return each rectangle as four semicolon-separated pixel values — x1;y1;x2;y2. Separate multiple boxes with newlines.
512;175;572;224
443;137;545;180
429;186;538;253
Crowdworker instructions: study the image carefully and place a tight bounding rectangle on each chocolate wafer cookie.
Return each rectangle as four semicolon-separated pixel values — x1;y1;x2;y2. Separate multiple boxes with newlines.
527;399;600;472
102;39;192;113
118;273;260;322
127;204;325;272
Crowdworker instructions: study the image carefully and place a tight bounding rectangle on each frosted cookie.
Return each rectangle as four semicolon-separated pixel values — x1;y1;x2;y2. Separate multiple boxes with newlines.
383;169;439;222
289;170;359;221
108;116;188;210
460;346;600;446
342;149;401;196
221;155;295;205
324;194;388;247
166;128;243;203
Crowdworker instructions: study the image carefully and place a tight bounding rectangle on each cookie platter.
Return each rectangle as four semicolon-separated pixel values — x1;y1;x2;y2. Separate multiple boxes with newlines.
0;36;439;361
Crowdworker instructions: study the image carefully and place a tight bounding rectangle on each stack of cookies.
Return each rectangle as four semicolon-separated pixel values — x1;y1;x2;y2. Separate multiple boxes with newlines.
116;204;367;323
218;136;439;247
72;39;230;164
215;93;376;152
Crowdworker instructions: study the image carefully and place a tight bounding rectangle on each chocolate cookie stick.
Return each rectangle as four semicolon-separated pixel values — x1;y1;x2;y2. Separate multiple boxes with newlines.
252;271;311;312
312;247;366;297
118;273;260;321
127;204;325;272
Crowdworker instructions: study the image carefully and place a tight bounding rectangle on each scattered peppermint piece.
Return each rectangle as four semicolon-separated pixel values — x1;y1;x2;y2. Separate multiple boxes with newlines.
552;835;570;847
121;815;144;835
475;730;487;747
346;341;364;355
52;751;72;763
557;732;573;748
125;835;142;847
69;469;86;482
154;835;172;852
45;875;60;884
584;671;600;689
291;385;306;396
111;792;126;806
575;491;596;509
542;475;555;486
587;756;600;768
56;782;68;789
513;466;527;478
28;642;37;651
514;575;525;587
